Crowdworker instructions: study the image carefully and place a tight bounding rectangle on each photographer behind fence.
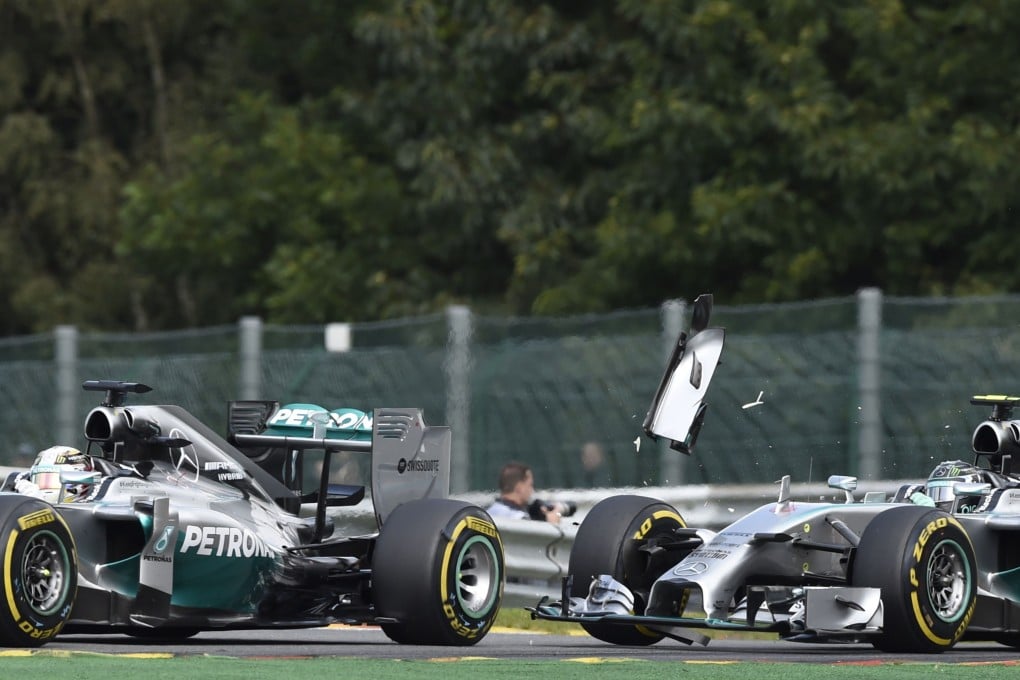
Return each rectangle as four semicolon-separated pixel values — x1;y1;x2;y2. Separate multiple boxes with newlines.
486;461;576;525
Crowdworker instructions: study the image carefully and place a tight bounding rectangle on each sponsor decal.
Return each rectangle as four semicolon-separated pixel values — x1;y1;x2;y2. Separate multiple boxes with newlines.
179;525;274;558
397;458;440;474
16;620;63;640
4;532;71;640
154;525;174;553
907;516;976;646
439;518;499;639
204;463;245;482
930;463;966;478
268;406;372;431
912;517;948;562
17;509;55;531
705;541;743;550
632;510;685;540
114;479;151;490
996;490;1020;511
688;548;730;561
169;427;200;483
442;602;482;638
204;461;239;472
465;517;498;538
672;561;709;577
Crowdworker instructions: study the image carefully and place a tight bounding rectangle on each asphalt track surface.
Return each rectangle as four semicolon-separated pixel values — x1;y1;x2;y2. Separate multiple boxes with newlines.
41;626;1020;663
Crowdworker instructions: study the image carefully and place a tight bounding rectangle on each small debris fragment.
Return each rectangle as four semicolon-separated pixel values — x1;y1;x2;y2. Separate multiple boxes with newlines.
742;391;765;410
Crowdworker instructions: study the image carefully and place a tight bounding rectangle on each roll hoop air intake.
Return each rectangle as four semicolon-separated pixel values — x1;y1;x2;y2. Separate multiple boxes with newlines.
970;395;1020;475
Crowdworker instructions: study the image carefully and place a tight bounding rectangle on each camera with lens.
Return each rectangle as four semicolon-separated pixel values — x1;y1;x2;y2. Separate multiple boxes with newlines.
527;498;577;521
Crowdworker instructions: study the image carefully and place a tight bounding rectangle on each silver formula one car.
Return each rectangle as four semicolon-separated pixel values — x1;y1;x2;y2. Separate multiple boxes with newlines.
0;381;504;647
531;294;1020;653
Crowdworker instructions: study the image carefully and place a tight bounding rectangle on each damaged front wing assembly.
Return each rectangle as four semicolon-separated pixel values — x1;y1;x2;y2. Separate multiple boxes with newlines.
527;577;884;646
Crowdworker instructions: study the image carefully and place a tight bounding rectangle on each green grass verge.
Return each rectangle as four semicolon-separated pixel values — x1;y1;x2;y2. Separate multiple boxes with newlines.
0;654;1017;680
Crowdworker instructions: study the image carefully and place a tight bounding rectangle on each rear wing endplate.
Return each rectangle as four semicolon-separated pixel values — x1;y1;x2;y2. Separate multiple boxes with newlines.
230;407;451;530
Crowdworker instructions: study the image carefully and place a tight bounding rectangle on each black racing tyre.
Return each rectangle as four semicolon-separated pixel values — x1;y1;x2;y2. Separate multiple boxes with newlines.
851;505;977;653
372;499;504;645
568;495;687;646
0;495;77;647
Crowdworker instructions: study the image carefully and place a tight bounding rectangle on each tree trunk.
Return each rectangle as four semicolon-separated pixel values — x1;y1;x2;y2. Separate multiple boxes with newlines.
52;0;101;142
141;14;168;164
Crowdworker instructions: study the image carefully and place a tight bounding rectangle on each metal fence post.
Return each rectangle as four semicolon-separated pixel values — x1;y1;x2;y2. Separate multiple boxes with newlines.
446;305;472;494
659;299;686;485
239;316;262;400
55;325;78;446
857;288;883;479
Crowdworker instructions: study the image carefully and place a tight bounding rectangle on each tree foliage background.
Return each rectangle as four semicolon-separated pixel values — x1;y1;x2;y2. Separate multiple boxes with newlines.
2;0;1019;334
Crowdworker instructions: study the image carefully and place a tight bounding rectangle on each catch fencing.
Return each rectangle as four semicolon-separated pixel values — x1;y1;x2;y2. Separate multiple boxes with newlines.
1;291;1019;493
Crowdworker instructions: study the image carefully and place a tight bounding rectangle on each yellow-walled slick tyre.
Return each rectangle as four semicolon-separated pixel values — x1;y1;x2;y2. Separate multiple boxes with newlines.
0;495;77;647
852;505;977;653
568;495;687;645
372;499;504;645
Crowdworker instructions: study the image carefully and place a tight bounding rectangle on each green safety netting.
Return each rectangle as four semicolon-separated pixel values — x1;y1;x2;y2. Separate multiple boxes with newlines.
0;294;1017;493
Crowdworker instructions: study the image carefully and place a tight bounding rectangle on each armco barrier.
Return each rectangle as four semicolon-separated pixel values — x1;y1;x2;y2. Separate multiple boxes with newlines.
492;517;576;608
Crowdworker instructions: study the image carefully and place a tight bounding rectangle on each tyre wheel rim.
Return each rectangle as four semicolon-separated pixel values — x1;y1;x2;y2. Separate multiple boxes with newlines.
455;536;500;618
926;539;970;622
22;531;69;616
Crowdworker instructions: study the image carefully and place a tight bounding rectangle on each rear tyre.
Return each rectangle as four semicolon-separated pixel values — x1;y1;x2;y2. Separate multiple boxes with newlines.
0;496;77;647
373;499;504;645
852;506;976;653
568;495;687;645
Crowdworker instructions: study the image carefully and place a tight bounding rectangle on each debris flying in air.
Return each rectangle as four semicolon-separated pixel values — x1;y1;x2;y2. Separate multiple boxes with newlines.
742;391;765;410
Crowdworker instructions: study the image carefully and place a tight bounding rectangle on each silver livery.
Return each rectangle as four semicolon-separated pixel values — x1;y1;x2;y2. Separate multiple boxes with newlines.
531;294;1020;653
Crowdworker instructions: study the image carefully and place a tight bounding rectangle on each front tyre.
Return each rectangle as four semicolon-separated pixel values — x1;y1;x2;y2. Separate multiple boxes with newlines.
0;496;77;647
568;495;687;645
852;506;976;653
373;499;504;645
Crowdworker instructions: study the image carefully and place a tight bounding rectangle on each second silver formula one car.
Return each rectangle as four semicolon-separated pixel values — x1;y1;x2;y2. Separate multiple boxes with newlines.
531;294;1020;653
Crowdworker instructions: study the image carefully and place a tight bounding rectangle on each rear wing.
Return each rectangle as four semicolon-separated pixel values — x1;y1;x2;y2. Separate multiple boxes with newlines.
228;404;451;531
642;293;725;455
